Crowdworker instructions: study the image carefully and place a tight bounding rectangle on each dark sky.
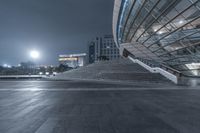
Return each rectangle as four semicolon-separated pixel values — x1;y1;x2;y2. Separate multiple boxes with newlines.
0;0;114;65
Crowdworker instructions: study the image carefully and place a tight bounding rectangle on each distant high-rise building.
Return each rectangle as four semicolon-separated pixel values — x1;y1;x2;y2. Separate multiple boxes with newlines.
88;42;95;64
88;35;120;63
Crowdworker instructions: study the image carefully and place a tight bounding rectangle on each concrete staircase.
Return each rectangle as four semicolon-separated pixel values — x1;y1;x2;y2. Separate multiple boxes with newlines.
53;59;170;83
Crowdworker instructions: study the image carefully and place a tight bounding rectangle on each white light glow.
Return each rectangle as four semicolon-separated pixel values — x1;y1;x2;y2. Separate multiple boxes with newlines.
186;63;200;76
3;64;11;68
186;63;200;69
53;72;57;75
30;50;40;59
3;64;8;68
158;31;163;34
39;72;43;75
179;20;184;24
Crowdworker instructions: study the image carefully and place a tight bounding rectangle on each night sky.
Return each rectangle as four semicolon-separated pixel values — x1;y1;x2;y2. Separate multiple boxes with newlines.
0;0;114;65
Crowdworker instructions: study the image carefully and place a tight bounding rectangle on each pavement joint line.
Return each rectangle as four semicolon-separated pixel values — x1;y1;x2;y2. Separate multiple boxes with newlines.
0;80;174;87
0;87;195;91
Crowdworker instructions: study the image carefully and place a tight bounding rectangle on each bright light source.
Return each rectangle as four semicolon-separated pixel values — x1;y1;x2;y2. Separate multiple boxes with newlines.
158;31;163;34
45;72;49;75
3;64;11;68
53;72;57;75
179;20;184;24
30;50;40;59
186;63;200;76
39;72;43;75
3;64;8;68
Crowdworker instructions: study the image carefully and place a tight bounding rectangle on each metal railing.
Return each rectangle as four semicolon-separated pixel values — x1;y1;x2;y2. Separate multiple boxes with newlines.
123;49;183;77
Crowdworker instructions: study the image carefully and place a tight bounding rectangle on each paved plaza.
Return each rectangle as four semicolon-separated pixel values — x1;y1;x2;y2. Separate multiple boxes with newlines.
0;80;199;133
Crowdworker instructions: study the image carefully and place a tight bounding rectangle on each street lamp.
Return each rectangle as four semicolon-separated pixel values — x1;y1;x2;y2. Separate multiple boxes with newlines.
30;50;40;75
30;50;40;59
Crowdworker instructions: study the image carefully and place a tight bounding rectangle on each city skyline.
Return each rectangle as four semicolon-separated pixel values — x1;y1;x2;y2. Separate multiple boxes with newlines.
0;0;114;65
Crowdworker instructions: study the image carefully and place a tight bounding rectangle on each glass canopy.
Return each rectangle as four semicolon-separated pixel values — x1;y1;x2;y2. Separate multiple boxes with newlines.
114;0;200;76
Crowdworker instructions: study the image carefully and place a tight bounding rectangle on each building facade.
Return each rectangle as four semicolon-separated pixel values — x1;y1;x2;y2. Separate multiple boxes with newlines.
113;0;200;76
88;35;120;63
59;53;87;68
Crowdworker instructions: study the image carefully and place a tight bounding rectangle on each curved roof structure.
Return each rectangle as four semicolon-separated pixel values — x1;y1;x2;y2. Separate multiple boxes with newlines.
113;0;200;76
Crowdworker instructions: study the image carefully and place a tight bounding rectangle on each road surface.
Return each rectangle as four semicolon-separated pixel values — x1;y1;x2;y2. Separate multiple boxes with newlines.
0;80;199;133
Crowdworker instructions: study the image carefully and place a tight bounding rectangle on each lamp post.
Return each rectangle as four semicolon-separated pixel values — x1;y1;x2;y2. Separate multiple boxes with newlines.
30;50;40;75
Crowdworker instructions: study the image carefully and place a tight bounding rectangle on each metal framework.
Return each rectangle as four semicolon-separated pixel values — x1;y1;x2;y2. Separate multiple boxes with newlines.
113;0;200;76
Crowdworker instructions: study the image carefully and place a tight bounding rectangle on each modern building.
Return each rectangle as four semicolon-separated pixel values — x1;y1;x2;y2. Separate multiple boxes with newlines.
113;0;200;77
88;42;95;64
59;53;87;68
88;35;120;63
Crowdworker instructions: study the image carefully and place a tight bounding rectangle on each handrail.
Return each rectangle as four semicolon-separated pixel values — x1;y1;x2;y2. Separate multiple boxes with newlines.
124;49;183;77
159;64;182;77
